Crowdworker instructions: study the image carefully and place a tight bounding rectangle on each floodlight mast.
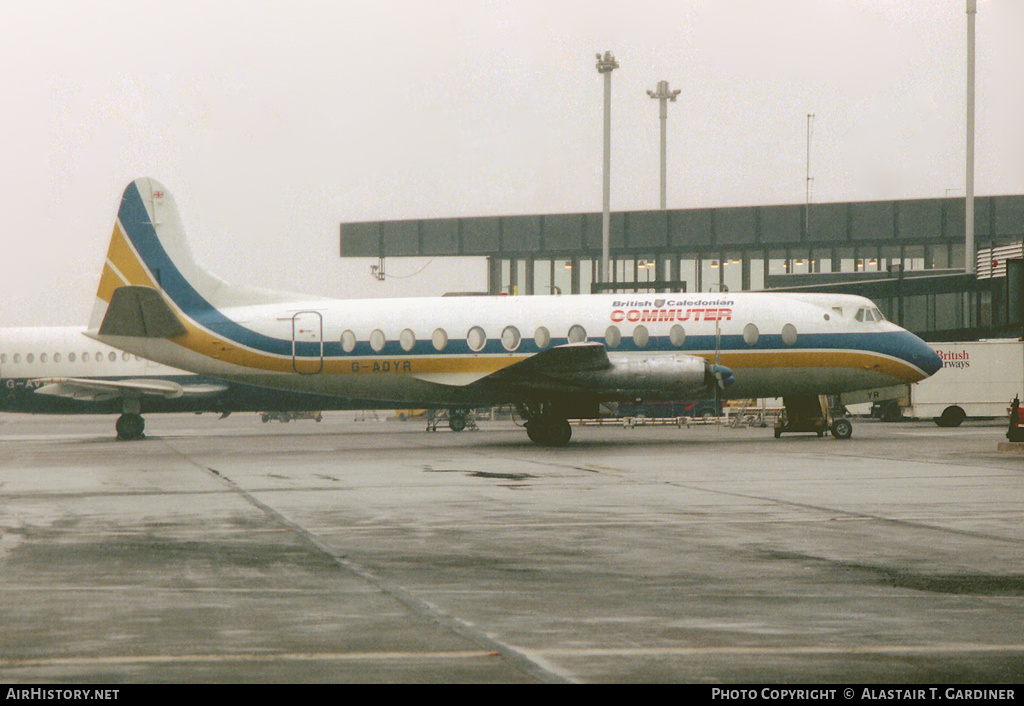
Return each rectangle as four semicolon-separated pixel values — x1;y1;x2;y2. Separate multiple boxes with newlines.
965;0;976;275
647;80;680;210
596;51;619;284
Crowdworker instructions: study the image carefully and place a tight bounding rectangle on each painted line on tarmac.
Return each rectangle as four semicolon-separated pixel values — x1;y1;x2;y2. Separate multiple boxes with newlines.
537;643;1024;657
0;650;496;667
157;443;575;685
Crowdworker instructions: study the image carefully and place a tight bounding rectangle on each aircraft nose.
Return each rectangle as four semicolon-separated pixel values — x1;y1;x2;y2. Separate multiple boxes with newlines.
913;339;943;377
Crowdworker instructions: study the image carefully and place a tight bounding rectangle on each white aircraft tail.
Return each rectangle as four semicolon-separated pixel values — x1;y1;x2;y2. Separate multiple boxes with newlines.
89;178;294;337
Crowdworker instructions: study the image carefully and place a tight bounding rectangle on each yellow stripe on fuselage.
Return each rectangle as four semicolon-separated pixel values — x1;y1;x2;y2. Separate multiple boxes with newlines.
709;349;927;384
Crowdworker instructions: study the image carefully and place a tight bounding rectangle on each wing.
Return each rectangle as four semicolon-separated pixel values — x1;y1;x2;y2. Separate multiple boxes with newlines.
409;342;610;388
32;377;229;402
488;341;611;378
474;342;614;394
409;342;611;388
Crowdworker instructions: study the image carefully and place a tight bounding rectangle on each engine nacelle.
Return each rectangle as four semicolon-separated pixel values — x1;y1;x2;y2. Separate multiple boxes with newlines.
572;353;730;398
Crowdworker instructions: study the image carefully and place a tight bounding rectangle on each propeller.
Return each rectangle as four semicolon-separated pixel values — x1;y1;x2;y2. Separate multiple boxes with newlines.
713;318;723;414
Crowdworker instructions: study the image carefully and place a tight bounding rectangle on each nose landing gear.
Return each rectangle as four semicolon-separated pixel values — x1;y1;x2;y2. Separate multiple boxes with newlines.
774;395;853;440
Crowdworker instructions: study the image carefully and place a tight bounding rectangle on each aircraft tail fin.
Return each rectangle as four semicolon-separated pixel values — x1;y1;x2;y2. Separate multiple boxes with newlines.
89;178;289;336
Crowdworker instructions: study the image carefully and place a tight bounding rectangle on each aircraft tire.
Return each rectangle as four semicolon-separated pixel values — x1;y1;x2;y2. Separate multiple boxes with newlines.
527;415;572;446
545;418;572;446
116;413;145;441
830;418;853;440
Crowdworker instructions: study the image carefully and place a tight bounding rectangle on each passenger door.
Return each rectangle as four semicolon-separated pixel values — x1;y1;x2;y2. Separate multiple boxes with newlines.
292;311;323;375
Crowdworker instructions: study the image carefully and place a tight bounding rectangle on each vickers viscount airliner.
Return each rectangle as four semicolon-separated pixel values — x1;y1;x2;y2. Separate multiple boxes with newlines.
85;178;942;445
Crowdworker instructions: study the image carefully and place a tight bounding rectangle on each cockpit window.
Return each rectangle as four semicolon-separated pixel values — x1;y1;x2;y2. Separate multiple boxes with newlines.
855;307;886;323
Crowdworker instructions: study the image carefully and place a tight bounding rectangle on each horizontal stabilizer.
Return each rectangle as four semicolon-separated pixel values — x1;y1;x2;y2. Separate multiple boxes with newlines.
98;286;187;338
32;377;227;401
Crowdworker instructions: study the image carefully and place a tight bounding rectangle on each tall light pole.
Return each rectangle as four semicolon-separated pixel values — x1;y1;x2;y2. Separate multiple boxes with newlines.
596;51;618;284
965;0;977;275
805;113;815;237
647;80;681;210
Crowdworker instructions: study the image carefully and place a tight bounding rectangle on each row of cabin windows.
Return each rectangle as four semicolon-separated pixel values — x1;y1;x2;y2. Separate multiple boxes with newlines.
1;351;138;365
341;325;616;354
337;323;802;352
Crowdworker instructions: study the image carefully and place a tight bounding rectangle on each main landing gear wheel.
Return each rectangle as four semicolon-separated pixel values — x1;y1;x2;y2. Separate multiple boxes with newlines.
115;413;146;441
525;415;572;447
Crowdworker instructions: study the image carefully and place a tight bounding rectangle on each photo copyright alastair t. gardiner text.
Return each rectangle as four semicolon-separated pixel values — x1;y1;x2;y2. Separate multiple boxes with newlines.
710;688;1017;702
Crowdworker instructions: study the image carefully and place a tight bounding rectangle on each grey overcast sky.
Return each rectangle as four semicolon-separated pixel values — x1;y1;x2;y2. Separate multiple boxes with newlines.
1;0;1022;326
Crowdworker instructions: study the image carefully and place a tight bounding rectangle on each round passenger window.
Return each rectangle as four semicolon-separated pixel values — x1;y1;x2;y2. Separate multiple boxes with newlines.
501;326;521;351
400;328;416;352
604;325;621;349
633;325;650;348
781;323;798;347
432;328;448;351
341;330;357;353
568;324;587;343
467;326;486;352
743;323;759;346
370;329;386;352
670;324;686;348
534;326;551;349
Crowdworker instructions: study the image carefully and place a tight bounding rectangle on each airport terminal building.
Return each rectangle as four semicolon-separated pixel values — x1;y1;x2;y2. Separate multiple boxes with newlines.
341;194;1024;342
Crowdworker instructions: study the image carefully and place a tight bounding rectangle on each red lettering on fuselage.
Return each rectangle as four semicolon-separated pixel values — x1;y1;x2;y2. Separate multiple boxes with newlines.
610;307;732;323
